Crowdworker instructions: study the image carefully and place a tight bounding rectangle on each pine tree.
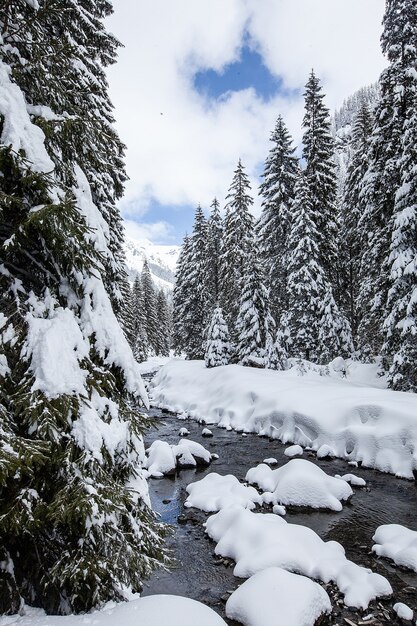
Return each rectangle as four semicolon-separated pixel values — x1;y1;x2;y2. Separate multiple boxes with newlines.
0;3;167;614
204;307;231;368
236;255;275;366
258;115;299;321
141;260;159;355
206;198;223;304
132;274;149;362
221;160;255;333
339;101;374;341
172;234;192;355
357;0;417;363
302;71;339;285
264;331;288;370
156;289;171;357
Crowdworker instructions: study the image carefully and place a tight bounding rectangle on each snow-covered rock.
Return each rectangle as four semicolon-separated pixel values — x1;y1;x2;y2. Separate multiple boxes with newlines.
246;459;353;511
372;524;417;573
179;427;190;436
272;504;286;516
225;567;331;626
284;444;304;457
393;602;414;621
205;506;392;609
185;473;262;512
202;427;213;437
0;596;227;626
263;457;278;465
335;473;366;486
144;438;213;477
151;360;417;478
316;444;336;459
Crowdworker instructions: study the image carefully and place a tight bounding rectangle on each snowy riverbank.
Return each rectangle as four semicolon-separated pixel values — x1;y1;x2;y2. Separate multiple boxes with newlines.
150;359;417;479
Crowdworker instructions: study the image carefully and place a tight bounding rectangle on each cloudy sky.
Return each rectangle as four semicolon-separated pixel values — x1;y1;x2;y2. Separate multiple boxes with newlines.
106;0;386;245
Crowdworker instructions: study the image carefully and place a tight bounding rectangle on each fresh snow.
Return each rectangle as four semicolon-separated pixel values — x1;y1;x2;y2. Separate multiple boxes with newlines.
225;567;331;626
185;473;262;512
144;438;213;478
246;459;353;511
205;506;392;609
0;596;227;626
151;360;417;478
372;524;417;573
284;444;304;457
393;602;414;621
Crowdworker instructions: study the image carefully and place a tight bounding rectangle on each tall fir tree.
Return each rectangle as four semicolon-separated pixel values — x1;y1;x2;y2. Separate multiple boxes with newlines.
156;289;171;357
204;306;231;368
0;2;167;614
132;274;149;362
302;71;339;286
258;115;299;321
357;0;417;365
220;159;255;334
141;259;159;355
172;234;192;355
206;198;223;304
236;254;275;366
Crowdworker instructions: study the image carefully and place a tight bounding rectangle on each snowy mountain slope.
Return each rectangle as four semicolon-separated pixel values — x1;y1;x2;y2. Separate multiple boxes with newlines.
124;235;180;290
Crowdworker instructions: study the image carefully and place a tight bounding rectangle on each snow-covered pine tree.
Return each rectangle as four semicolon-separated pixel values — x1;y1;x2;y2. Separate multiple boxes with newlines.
172;234;192;355
2;0;128;318
206;198;223;304
141;259;159;355
383;20;417;390
236;254;275;366
302;71;339;287
258;115;299;321
339;101;374;341
286;173;352;362
0;3;167;615
220;159;255;334
183;206;209;359
132;274;149;362
357;0;417;364
156;289;171;357
204;306;231;367
264;330;287;371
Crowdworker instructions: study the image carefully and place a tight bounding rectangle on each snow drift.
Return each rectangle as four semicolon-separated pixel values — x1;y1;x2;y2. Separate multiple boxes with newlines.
151;360;417;478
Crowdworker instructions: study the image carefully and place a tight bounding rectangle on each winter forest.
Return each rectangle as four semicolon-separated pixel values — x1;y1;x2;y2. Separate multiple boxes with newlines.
0;2;417;626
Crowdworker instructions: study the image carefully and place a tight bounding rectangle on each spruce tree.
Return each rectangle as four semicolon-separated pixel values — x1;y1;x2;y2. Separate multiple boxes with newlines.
132;274;149;362
141;259;159;355
156;289;171;357
204;306;231;368
206;198;223;304
357;0;417;363
0;3;167;614
172;234;192;355
220;160;255;333
258;115;299;321
302;71;339;285
236;255;275;366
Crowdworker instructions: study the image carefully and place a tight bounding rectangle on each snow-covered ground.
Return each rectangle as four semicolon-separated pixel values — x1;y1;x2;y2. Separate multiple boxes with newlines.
151;359;417;478
0;596;226;626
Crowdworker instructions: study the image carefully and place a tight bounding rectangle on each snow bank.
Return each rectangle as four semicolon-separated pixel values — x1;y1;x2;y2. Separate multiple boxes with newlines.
225;567;331;626
246;459;353;511
144;438;213;477
205;506;392;609
185;473;262;512
0;595;227;626
151;360;417;478
372;524;417;573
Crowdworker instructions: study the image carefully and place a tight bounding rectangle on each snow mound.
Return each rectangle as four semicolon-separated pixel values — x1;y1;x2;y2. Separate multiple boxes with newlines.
202;427;213;437
372;524;417;573
179;427;190;436
246;459;353;511
205;506;392;609
144;438;213;477
185;473;262;512
284;444;304;457
225;567;331;626
335;473;366;486
393;602;413;621
151;360;417;478
1;596;227;625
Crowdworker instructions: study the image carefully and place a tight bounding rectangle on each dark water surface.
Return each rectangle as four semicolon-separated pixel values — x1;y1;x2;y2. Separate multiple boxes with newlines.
142;406;417;625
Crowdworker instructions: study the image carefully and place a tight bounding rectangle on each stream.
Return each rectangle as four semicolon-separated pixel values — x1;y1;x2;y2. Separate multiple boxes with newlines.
141;404;417;625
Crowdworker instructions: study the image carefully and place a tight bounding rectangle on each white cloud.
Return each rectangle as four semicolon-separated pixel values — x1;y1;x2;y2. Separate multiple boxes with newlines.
107;0;386;236
123;219;175;243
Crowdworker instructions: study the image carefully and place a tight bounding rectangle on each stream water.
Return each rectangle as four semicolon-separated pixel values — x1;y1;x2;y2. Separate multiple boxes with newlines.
142;405;417;625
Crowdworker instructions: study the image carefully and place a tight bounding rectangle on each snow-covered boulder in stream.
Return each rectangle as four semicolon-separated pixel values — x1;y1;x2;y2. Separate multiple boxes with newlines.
185;473;263;512
372;524;417;573
225;567;331;626
205;506;392;609
150;360;417;478
144;438;214;477
246;459;353;511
